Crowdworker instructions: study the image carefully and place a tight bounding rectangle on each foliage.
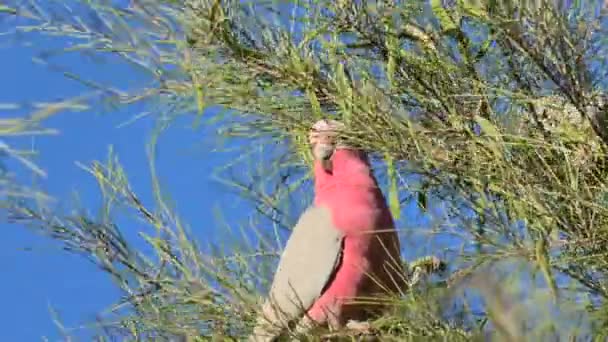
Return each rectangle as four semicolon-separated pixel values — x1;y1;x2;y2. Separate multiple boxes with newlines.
2;0;608;340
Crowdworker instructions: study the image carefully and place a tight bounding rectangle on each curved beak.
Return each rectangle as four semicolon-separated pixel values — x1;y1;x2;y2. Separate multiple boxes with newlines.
310;119;344;172
313;143;334;172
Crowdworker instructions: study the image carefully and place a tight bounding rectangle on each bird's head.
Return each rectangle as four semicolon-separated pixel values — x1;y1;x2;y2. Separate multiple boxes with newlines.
309;119;378;206
309;119;347;171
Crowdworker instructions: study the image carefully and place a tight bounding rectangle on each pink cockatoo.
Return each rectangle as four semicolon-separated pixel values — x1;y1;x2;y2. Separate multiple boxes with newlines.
250;119;406;341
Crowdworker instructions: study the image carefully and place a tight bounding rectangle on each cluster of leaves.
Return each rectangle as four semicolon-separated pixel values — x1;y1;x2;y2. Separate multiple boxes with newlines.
2;0;608;340
0;101;68;203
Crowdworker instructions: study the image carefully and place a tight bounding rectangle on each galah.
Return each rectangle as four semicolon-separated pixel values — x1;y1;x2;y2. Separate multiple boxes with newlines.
250;119;406;341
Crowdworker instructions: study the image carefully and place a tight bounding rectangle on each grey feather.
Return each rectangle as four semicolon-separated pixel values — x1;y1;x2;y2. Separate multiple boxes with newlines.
249;205;344;341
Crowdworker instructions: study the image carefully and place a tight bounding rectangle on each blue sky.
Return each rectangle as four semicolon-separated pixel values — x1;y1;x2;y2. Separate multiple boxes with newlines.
0;29;436;341
1;42;138;340
5;1;602;340
0;2;473;338
0;29;254;339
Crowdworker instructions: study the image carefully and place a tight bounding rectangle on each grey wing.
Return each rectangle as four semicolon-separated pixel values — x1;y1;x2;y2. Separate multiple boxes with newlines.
250;205;343;341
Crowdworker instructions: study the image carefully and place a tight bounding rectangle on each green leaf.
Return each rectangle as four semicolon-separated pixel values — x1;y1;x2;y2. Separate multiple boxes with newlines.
335;62;352;124
535;237;558;303
461;0;488;19
385;153;400;220
431;0;458;33
475;115;501;139
195;84;204;115
306;88;323;119
0;5;17;15
385;34;399;89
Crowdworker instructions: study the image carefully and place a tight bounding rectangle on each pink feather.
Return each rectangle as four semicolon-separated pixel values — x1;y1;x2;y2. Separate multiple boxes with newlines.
307;148;405;326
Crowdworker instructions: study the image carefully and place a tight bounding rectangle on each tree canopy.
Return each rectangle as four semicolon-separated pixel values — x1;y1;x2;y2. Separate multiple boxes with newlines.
2;0;608;340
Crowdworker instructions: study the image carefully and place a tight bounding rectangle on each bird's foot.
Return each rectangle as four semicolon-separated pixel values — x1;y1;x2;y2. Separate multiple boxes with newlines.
410;255;446;273
320;321;376;341
345;320;373;334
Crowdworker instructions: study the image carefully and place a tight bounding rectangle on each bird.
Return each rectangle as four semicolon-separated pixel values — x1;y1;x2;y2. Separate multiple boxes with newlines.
249;119;406;341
